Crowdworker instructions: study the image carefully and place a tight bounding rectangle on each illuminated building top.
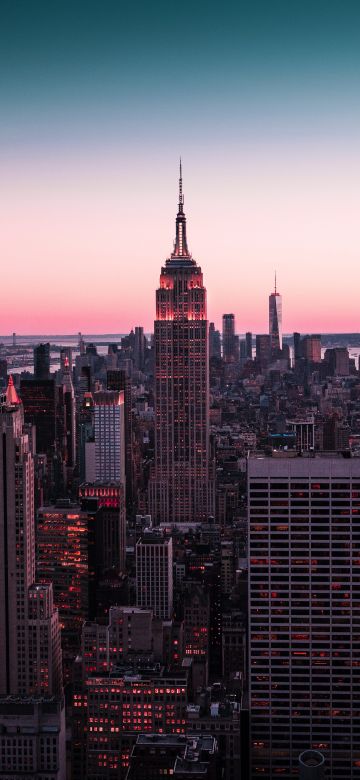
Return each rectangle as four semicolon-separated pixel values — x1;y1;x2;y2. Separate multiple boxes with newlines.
169;159;195;266
5;375;21;407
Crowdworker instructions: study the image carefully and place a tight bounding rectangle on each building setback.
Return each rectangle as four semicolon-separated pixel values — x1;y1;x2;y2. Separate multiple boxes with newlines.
149;163;214;523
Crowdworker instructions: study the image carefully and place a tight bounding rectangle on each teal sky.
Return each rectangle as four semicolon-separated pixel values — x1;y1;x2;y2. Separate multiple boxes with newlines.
1;0;360;333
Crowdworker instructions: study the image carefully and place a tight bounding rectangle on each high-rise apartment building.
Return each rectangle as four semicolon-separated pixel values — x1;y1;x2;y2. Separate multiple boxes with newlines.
269;275;282;355
149;163;213;523
94;390;125;483
136;530;173;620
248;454;360;779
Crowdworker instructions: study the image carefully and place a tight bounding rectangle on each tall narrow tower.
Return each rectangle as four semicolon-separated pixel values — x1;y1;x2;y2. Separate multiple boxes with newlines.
0;378;63;697
149;163;213;524
269;272;282;356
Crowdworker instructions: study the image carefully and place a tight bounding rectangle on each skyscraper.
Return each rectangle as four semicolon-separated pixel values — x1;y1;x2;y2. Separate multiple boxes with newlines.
0;380;65;778
0;378;63;697
136;529;173;619
248;454;360;778
149;163;213;523
36;502;90;680
269;274;282;355
245;331;253;360
301;334;322;363
0;380;35;694
107;369;133;509
59;354;76;473
222;313;238;362
94;390;125;483
134;326;146;371
209;322;221;359
34;342;50;379
255;334;271;367
20;378;57;454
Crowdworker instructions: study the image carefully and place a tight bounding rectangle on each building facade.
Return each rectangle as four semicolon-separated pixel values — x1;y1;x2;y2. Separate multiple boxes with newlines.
0;696;66;779
94;390;125;483
136;531;173;620
248;454;360;779
0;379;65;778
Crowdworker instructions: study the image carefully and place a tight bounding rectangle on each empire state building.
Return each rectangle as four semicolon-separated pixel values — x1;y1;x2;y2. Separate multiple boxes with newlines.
149;164;214;524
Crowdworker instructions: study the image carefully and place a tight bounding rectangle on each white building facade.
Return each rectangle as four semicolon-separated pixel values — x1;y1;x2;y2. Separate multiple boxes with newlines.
94;390;125;484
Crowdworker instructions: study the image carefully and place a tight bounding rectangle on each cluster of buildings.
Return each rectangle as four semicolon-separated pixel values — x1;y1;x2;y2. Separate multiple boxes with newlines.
1;167;360;778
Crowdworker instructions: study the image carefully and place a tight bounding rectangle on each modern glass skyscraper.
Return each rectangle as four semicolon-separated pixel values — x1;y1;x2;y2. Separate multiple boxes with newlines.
149;163;214;524
269;274;282;355
248;454;360;779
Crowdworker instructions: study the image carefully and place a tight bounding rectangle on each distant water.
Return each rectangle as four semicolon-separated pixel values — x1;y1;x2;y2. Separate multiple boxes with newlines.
0;334;129;375
0;334;127;346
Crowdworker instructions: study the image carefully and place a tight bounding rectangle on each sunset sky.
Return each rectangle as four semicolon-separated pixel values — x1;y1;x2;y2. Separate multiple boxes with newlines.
1;0;360;334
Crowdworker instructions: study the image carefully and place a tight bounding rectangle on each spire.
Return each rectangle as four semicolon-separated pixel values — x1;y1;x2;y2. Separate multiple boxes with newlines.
171;158;190;259
5;375;21;406
179;157;183;212
274;270;277;295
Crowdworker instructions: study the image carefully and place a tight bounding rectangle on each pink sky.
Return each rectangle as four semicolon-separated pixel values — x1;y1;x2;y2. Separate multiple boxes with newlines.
1;144;359;335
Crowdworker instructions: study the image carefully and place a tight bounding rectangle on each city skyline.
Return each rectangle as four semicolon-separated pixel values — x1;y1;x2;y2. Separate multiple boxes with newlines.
1;0;360;334
2;3;360;778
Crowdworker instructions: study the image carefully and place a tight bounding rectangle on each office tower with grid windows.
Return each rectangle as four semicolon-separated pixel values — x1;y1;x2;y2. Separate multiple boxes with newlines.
94;390;125;484
248;454;360;779
149;163;213;524
136;530;173;620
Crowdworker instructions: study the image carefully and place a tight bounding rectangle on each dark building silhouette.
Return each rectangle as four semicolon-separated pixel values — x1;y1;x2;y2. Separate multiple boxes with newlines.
34;342;50;379
20;378;57;454
245;331;253;360
222;314;238;362
255;334;271;367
